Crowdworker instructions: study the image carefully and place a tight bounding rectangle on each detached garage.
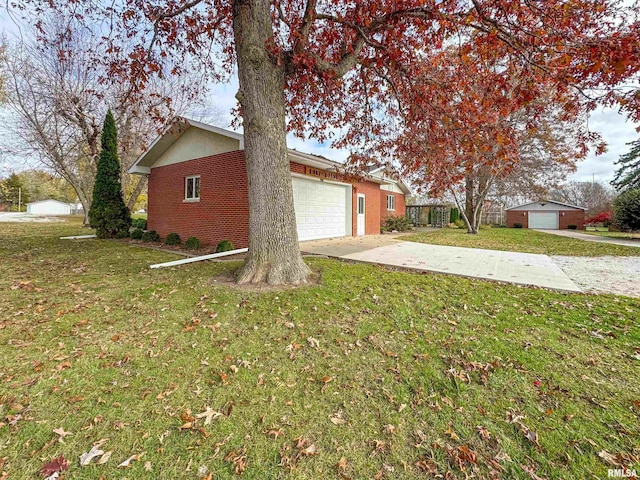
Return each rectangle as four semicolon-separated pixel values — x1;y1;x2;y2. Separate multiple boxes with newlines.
26;199;72;216
506;200;586;230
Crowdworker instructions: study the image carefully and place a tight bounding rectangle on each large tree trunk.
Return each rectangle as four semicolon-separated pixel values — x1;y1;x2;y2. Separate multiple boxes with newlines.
232;0;311;285
464;175;479;234
126;175;147;212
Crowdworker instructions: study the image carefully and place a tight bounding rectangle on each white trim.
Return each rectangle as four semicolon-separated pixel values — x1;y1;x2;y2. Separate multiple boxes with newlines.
60;234;97;240
356;193;366;236
185;175;201;201
506;200;586;211
26;199;71;207
290;171;351;187
386;194;396;211
129;165;151;175
150;248;249;269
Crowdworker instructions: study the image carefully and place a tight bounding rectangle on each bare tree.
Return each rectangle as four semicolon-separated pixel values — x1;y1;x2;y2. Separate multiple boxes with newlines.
1;18;198;223
549;180;615;217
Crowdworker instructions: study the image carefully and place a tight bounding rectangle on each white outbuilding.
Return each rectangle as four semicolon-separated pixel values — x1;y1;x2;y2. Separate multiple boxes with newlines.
26;199;73;216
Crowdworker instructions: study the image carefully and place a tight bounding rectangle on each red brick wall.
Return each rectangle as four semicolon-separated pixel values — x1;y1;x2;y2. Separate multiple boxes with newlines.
506;210;585;229
148;152;407;244
380;191;406;222
559;210;585;230
147;150;250;247
506;210;528;228
352;181;382;235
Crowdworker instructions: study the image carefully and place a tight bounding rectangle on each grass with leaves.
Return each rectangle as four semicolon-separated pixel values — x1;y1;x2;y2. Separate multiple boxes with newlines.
584;230;640;240
1;219;639;479
405;227;640;256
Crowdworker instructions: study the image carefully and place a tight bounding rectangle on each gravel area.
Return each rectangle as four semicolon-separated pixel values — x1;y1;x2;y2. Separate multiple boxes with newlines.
0;213;66;222
552;255;640;298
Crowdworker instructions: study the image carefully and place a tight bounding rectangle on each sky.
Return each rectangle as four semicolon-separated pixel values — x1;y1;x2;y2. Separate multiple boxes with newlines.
1;12;638;185
206;78;639;185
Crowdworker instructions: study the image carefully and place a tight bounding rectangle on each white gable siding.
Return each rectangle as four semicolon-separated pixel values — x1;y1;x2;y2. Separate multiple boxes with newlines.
152;128;241;169
380;184;404;194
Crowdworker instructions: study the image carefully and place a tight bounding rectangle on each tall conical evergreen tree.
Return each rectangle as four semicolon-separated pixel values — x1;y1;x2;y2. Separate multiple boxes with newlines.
612;139;640;192
89;110;131;238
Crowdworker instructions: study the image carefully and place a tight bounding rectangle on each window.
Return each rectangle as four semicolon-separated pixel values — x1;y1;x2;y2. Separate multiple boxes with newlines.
185;176;200;201
387;194;395;211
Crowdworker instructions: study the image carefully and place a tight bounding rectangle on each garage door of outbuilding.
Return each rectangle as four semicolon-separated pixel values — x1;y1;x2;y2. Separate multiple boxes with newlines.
292;176;351;241
529;211;559;229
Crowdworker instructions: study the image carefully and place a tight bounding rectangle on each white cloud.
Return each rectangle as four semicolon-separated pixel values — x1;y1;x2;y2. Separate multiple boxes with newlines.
570;107;639;183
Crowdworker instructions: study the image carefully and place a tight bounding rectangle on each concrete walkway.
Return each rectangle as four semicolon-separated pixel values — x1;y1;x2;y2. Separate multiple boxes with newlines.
533;229;640;248
301;238;581;292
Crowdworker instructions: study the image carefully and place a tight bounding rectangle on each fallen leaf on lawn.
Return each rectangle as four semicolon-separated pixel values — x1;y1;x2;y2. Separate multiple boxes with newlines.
458;445;477;464
524;429;541;450
415;457;438;474
320;375;332;384
329;415;347;425
79;444;105;466
52;427;72;443
118;453;144;468
41;455;69;477
441;397;455;409
477;425;491;440
195;406;224;425
267;428;285;439
336;456;349;472
144;461;152;471
300;443;318;456
96;451;112;465
56;361;71;371
179;422;193;430
521;464;548;480
307;337;320;349
597;450;621;466
383;424;396;435
444;426;459;441
224;447;247;475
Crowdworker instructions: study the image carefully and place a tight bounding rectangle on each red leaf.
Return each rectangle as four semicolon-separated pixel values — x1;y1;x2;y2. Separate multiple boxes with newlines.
40;455;69;477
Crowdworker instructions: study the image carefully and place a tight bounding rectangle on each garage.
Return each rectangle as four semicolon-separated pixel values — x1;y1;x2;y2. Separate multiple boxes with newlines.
292;176;350;241
528;211;559;229
506;200;586;230
26;199;72;215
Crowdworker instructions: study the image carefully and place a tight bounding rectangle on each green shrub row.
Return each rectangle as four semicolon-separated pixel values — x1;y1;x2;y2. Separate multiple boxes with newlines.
128;230;232;252
165;232;181;245
141;230;161;242
381;215;412;232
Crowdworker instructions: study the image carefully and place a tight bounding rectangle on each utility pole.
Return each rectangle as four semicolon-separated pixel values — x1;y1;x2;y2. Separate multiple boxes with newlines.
18;187;21;212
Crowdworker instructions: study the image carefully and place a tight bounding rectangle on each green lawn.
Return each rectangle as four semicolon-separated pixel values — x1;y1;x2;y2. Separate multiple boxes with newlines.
1;220;639;479
405;227;640;256
584;230;640;240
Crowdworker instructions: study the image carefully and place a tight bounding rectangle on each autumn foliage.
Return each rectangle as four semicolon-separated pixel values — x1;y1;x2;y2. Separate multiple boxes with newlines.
584;211;612;226
16;2;639;184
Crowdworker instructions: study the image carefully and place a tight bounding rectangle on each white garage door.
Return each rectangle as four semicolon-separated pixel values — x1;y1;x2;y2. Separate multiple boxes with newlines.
529;212;558;229
292;177;348;241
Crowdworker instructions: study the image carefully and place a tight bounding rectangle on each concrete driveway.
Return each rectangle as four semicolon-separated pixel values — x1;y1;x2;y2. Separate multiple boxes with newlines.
0;212;65;222
533;229;640;248
301;237;581;292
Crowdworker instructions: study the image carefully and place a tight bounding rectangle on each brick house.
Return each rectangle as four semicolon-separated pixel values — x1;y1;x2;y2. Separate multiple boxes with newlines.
505;200;586;230
129;117;410;247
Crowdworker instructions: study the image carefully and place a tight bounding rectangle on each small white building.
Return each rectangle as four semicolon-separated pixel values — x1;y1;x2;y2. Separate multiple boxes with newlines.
26;199;73;216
